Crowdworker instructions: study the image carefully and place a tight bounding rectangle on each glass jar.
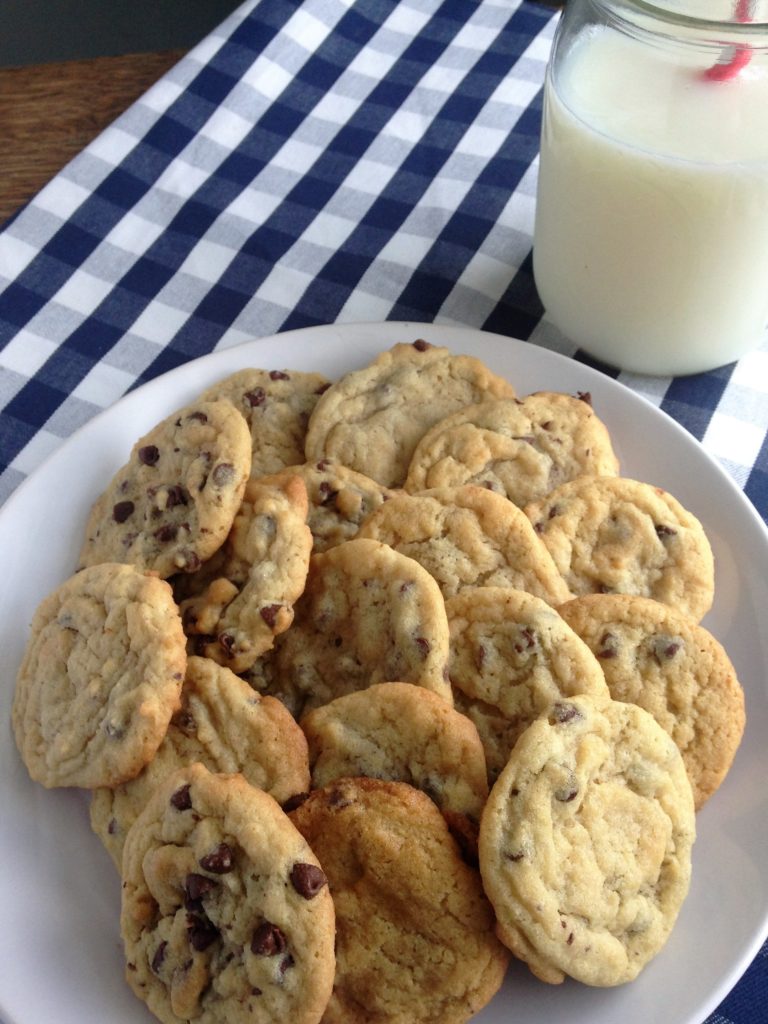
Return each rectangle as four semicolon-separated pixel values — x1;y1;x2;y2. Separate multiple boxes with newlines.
532;0;768;376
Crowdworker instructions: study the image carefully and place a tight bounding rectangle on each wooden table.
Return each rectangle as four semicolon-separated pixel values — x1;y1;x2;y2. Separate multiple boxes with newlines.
0;50;184;225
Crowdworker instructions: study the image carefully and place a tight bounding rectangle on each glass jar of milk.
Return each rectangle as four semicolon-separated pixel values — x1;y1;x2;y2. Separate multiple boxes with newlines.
533;0;768;375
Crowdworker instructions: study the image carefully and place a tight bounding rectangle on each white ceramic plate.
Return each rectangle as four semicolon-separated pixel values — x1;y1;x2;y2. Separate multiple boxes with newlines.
0;322;766;1024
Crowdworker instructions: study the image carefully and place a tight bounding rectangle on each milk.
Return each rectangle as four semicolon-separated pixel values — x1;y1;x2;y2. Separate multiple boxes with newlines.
533;24;768;375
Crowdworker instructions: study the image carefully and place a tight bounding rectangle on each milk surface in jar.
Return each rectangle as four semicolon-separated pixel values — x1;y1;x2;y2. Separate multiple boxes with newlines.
533;2;768;376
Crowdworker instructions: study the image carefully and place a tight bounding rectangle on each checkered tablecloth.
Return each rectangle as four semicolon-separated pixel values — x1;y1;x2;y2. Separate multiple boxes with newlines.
0;1;766;1021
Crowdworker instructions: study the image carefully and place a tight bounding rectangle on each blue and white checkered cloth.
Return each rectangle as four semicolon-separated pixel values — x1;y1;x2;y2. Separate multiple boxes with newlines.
0;1;766;1020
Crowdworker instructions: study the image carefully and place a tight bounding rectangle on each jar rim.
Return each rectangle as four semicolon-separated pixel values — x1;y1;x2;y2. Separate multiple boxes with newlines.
595;0;768;32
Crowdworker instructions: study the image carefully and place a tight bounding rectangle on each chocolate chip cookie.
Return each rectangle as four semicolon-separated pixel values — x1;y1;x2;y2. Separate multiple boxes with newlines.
479;695;696;986
91;655;310;869
79;399;251;578
304;340;515;488
12;562;186;789
357;484;571;604
120;762;335;1024
200;367;331;478
179;474;312;672
524;476;715;622
405;390;619;506
558;593;745;809
446;586;609;783
289;777;510;1023
246;537;453;719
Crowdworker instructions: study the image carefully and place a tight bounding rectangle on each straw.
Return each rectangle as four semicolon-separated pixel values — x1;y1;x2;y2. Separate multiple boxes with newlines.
703;0;754;81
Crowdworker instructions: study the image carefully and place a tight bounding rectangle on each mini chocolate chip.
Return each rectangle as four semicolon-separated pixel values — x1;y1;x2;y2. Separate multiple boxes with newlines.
315;382;332;395
187;411;208;423
170;784;192;811
269;370;290;381
251;921;287;956
187;914;219;951
576;391;592;405
244;388;266;407
551;702;582;724
107;818;118;835
514;627;536;653
316;459;331;471
651;635;682;662
178;549;201;572
567;932;574;945
154;523;178;543
199;843;234;874
260;604;281;628
211;463;235;487
172;707;196;734
151;941;167;973
505;851;525;862
290;862;328;899
138;445;160;465
318;482;339;505
541;420;554;430
112;500;135;523
104;722;124;740
412;339;431;351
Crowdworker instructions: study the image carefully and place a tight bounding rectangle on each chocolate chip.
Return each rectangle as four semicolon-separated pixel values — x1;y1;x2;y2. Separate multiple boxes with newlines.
218;633;236;658
651;635;682;662
166;485;189;508
187;914;219;951
107;818;118;835
316;382;332;395
576;391;592;405
178;549;201;572
251;921;287;956
172;708;196;734
655;524;678;539
170;784;192;811
318;482;339;505
138;445;160;466
280;954;295;974
514;627;536;653
260;604;281;628
112;500;135;523
505;851;525;862
151;941;167;973
211;463;235;487
554;786;579;802
412;339;431;351
244;388;266;407
199;842;234;874
154;523;178;543
414;637;430;658
290;862;327;899
104;721;124;740
269;370;290;381
187;411;209;424
185;873;218;905
596;632;619;659
551;702;582;724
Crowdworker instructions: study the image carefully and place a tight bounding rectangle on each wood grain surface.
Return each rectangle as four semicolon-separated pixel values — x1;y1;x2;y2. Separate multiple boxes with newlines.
0;49;184;225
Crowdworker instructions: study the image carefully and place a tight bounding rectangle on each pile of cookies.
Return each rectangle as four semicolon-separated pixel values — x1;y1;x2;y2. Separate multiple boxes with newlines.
11;340;746;1023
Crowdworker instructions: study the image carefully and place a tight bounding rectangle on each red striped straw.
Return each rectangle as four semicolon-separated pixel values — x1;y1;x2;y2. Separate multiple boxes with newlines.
703;0;754;81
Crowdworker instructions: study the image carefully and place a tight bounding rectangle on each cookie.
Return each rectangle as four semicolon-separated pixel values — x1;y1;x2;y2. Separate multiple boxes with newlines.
300;681;488;851
524;476;715;622
120;762;335;1024
91;655;311;870
12;562;186;789
257;459;397;553
79;399;251;578
199;367;331;478
179;474;312;672
289;777;510;1024
478;695;696;986
558;593;745;809
246;537;453;719
357;484;571;604
405;390;619;506
304;340;515;488
446;586;609;783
